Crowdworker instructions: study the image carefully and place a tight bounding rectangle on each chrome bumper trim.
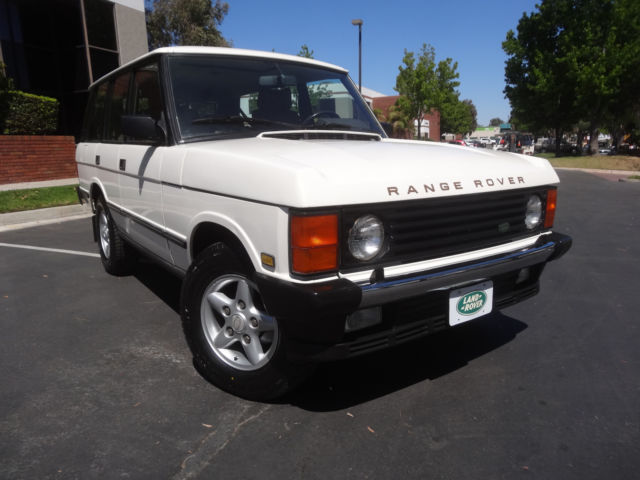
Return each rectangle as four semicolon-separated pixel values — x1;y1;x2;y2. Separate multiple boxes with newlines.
358;240;557;308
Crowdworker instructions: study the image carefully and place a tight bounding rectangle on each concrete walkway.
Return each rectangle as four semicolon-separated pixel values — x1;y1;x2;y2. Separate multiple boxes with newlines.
0;204;91;232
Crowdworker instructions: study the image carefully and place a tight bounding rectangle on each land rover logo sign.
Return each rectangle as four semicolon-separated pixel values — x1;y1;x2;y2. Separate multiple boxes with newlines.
456;291;487;316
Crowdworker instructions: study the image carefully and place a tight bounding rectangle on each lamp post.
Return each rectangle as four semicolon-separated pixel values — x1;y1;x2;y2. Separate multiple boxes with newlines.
351;19;363;93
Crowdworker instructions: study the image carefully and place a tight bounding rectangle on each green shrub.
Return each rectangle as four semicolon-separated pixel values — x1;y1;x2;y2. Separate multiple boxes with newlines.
1;90;59;134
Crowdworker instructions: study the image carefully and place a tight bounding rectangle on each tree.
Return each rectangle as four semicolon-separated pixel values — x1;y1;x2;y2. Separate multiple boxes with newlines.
489;117;504;127
463;99;478;134
386;97;414;138
395;44;461;139
440;98;476;136
146;0;230;49
503;0;640;155
394;45;435;139
297;45;314;59
503;2;579;155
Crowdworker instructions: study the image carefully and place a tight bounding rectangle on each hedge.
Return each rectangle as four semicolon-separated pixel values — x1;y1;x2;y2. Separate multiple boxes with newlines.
0;90;59;135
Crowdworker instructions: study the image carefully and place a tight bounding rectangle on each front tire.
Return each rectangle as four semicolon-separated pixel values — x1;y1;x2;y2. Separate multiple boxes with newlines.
181;243;309;401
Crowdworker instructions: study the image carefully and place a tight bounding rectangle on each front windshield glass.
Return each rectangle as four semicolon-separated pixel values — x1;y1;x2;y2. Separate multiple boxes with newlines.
166;55;383;141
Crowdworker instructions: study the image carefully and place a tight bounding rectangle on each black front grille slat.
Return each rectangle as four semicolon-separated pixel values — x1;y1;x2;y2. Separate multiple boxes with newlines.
392;230;527;257
341;187;549;268
390;213;526;241
389;206;525;233
388;197;526;221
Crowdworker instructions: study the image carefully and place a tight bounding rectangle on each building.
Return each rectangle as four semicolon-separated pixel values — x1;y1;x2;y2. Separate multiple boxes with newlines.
360;86;386;109
468;126;501;139
370;94;440;141
0;0;148;136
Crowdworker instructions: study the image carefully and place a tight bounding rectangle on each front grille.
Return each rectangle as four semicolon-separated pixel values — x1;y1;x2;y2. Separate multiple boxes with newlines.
341;187;551;270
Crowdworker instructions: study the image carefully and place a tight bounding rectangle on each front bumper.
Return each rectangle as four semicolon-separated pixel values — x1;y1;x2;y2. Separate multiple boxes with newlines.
255;232;572;361
358;232;571;308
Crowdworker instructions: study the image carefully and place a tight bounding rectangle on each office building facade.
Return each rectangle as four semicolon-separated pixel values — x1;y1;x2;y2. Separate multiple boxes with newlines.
0;0;148;136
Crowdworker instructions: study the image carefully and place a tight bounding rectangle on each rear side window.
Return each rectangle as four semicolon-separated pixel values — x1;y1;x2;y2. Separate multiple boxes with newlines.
84;82;109;141
132;64;163;121
106;73;131;142
82;61;164;144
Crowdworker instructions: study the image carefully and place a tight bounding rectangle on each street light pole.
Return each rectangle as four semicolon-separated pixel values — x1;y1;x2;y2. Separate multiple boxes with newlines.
351;19;363;93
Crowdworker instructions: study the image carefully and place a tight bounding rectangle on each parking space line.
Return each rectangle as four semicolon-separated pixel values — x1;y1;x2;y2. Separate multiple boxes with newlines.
0;242;100;258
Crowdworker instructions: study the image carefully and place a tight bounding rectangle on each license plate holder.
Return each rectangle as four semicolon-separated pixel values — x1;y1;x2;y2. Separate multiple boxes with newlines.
449;281;494;326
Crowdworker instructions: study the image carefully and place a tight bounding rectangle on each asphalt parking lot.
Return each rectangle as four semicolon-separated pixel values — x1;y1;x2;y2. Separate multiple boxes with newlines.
1;170;639;479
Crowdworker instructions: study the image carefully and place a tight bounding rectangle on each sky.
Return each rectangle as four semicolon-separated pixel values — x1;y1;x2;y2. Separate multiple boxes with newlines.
210;0;542;126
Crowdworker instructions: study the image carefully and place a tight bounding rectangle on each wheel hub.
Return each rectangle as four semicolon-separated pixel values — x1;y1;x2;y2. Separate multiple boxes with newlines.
231;313;245;332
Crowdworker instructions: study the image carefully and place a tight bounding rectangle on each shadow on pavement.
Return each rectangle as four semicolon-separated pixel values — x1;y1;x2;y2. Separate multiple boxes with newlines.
287;313;528;411
133;257;182;314
128;258;528;411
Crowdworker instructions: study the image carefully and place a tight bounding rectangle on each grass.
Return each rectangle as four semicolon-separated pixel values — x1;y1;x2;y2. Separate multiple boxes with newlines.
0;185;79;214
535;153;640;172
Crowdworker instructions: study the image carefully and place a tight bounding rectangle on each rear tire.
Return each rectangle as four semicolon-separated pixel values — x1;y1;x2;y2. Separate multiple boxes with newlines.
181;243;309;401
95;197;133;276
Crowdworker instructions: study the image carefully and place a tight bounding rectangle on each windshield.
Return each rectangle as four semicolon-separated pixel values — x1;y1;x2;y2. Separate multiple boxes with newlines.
166;55;383;141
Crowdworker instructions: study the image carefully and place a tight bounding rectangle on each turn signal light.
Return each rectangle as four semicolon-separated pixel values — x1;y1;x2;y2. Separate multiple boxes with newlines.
544;189;557;228
291;214;338;274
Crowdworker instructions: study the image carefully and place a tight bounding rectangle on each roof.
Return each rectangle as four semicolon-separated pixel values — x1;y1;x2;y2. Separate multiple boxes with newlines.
360;86;387;99
92;46;348;87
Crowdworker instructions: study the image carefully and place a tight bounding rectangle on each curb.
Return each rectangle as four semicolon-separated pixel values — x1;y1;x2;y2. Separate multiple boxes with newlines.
0;204;92;232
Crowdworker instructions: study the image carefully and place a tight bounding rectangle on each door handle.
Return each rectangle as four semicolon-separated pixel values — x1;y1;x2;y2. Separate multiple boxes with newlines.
119;158;126;171
95;155;100;166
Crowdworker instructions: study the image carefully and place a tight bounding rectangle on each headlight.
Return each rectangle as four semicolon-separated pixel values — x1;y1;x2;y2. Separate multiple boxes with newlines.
525;195;542;229
348;215;384;261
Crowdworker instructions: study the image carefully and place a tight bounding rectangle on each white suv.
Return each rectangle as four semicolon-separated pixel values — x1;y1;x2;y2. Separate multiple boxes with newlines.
76;47;571;400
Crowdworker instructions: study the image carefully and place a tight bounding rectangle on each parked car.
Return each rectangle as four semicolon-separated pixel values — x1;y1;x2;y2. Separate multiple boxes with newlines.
494;136;508;151
76;47;572;400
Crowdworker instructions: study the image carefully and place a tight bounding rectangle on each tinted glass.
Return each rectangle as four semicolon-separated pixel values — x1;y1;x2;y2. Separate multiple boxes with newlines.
85;82;108;141
167;55;383;141
106;73;130;142
132;63;163;120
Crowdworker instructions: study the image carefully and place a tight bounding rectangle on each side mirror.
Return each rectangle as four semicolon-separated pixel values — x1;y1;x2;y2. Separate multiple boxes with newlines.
122;115;165;143
380;121;393;137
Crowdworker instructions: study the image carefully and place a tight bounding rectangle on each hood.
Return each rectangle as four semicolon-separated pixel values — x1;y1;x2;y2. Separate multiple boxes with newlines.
178;133;559;208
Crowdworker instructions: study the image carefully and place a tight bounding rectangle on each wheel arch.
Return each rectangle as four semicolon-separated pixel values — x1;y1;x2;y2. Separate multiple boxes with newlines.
190;221;255;273
88;180;108;212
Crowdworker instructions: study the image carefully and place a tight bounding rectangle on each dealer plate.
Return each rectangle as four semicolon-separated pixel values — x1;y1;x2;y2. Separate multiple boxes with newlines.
448;281;494;326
